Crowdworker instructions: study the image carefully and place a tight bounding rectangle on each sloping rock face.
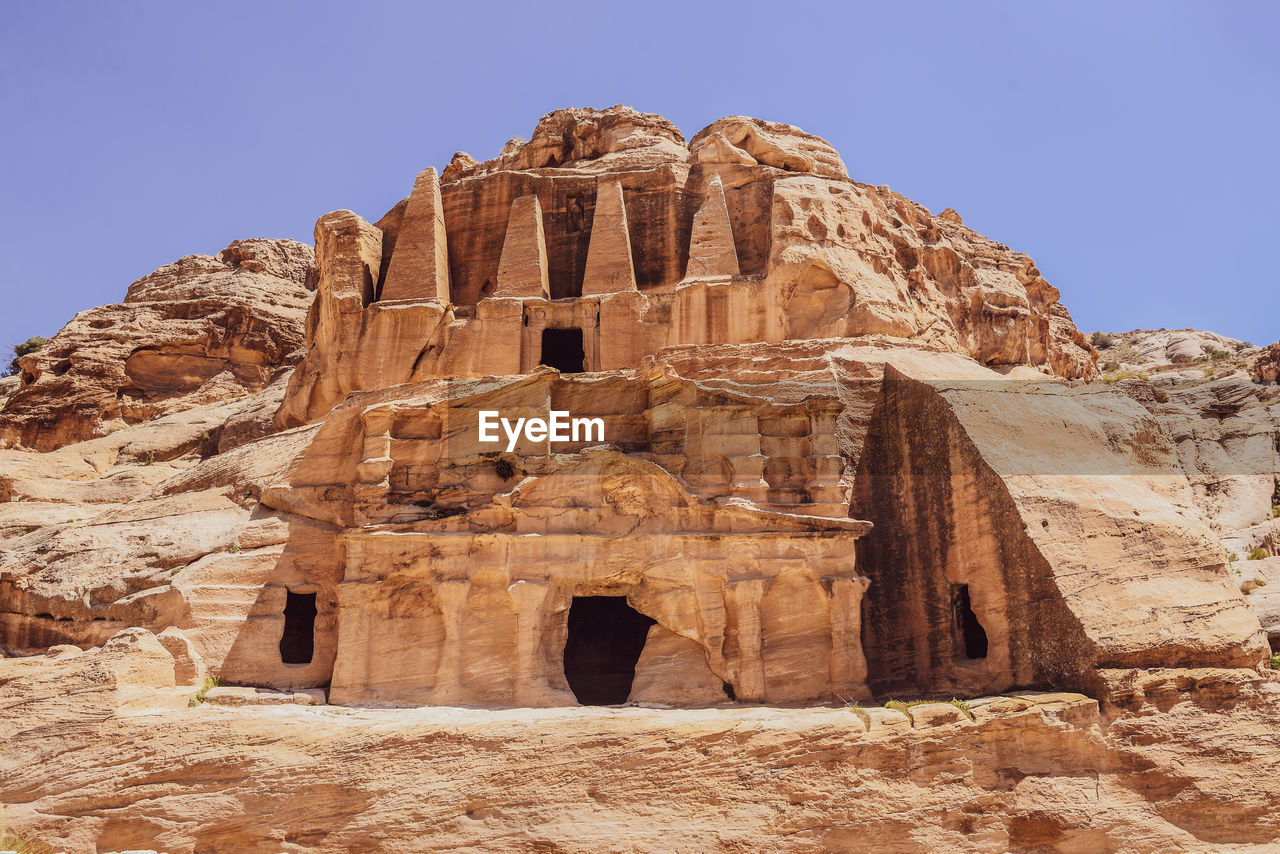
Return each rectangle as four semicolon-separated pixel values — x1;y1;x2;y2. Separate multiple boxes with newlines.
0;108;1278;852
1090;328;1280;645
0;238;314;452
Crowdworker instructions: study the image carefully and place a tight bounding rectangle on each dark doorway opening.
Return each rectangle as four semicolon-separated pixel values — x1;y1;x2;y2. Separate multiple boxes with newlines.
280;590;317;665
541;328;586;373
563;596;655;705
951;584;988;660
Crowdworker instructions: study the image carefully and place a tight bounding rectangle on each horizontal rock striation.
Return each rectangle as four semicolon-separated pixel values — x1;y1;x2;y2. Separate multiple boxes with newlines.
0;239;315;452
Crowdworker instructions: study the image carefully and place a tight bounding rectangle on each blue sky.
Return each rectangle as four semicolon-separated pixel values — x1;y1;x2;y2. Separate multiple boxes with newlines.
1;1;1276;349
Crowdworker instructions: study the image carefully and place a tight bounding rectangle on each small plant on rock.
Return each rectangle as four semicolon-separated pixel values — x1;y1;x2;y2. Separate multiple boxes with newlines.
949;698;975;721
1248;547;1270;561
3;336;49;378
1;807;51;854
1090;332;1113;349
189;675;223;707
883;699;913;716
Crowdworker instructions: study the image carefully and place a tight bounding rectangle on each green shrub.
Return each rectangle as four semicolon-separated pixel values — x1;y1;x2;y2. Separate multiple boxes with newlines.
1211;349;1229;360
1248;548;1270;561
949;698;975;721
1090;332;1113;349
1271;653;1280;671
189;675;223;707
3;336;49;377
1102;360;1120;372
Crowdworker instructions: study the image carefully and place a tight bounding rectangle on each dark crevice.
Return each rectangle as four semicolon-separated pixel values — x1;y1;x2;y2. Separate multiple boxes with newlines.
951;584;988;660
562;596;654;705
280;590;317;665
541;328;585;373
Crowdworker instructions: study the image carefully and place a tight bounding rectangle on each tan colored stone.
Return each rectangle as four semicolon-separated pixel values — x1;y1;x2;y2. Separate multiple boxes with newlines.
156;626;206;687
629;625;728;706
279;108;1098;426
0;239;313;452
684;173;739;280
378;167;450;303
494;194;550;298
580;178;637;296
907;702;971;728
1;104;1279;851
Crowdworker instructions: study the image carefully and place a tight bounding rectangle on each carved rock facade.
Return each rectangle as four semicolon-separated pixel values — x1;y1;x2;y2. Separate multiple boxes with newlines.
0;108;1265;717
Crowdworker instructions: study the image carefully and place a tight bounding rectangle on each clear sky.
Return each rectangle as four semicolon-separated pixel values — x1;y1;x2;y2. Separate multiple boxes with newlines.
1;1;1276;350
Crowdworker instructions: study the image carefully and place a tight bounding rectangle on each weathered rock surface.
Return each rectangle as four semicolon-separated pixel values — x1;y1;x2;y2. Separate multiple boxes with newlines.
0;108;1277;852
1090;329;1279;561
2;646;1280;853
0;238;314;451
280;107;1095;427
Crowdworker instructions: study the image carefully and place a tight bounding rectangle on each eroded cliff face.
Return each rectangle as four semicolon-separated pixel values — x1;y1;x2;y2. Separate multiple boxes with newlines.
0;238;315;452
0;107;1277;853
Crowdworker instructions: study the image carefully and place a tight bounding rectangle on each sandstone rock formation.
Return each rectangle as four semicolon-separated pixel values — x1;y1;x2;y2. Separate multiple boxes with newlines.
278;106;1096;428
1088;328;1280;649
5;645;1280;853
0;107;1277;852
0;238;314;452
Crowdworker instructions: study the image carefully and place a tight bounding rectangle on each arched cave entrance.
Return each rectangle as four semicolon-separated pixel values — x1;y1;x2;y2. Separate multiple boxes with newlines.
279;590;317;665
540;328;586;373
951;584;988;659
562;596;655;705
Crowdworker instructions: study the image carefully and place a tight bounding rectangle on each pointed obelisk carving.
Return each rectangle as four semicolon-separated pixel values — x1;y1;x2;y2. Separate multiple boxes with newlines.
493;195;550;298
685;174;739;280
581;179;638;295
379;167;451;303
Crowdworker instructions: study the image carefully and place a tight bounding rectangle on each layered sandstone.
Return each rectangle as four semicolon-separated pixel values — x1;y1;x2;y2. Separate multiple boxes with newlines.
0;238;314;452
279;106;1095;427
3;639;1280;853
0;107;1277;852
1089;328;1280;648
